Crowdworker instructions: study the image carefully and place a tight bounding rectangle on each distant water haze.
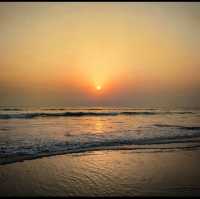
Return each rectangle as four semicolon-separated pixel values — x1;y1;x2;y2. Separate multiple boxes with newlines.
0;2;200;107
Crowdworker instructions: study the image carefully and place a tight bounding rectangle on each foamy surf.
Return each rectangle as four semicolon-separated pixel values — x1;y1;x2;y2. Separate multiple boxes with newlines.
0;107;199;165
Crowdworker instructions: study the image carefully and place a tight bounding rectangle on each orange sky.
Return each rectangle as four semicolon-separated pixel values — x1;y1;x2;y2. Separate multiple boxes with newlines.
0;2;200;107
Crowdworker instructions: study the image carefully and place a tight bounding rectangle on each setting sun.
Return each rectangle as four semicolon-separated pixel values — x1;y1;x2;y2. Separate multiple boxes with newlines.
96;85;102;91
0;3;200;197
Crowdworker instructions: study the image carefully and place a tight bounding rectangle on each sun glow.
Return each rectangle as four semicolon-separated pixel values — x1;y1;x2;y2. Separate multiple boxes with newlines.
96;85;102;91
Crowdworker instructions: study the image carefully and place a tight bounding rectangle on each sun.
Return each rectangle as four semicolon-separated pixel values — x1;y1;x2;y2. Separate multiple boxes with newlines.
96;85;102;91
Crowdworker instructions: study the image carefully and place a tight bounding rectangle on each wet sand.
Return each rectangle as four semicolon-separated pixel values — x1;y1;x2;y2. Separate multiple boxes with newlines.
0;149;200;196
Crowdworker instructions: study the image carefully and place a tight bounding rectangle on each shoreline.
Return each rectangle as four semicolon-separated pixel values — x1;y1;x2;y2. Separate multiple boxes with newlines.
1;143;200;166
1;149;200;196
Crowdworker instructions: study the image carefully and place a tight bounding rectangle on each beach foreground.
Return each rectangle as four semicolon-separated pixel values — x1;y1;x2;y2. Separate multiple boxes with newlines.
0;149;200;196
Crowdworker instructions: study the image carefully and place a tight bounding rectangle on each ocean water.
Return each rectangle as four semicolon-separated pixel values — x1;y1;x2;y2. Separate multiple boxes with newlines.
0;107;200;165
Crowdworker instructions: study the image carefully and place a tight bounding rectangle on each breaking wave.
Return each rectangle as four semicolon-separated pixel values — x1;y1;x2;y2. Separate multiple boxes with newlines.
0;107;199;165
154;124;200;130
1;124;200;165
0;111;195;119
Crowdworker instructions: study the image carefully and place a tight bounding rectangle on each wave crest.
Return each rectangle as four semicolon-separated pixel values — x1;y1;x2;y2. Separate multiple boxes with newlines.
0;111;195;119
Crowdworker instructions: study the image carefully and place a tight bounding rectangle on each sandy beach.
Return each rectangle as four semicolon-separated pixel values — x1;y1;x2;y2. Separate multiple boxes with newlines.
1;149;200;196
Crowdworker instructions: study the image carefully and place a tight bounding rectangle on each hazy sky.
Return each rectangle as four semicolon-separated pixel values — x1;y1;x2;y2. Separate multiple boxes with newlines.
0;2;200;107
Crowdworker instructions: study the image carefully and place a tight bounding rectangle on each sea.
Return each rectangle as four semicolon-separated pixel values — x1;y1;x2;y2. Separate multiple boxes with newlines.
0;107;200;165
